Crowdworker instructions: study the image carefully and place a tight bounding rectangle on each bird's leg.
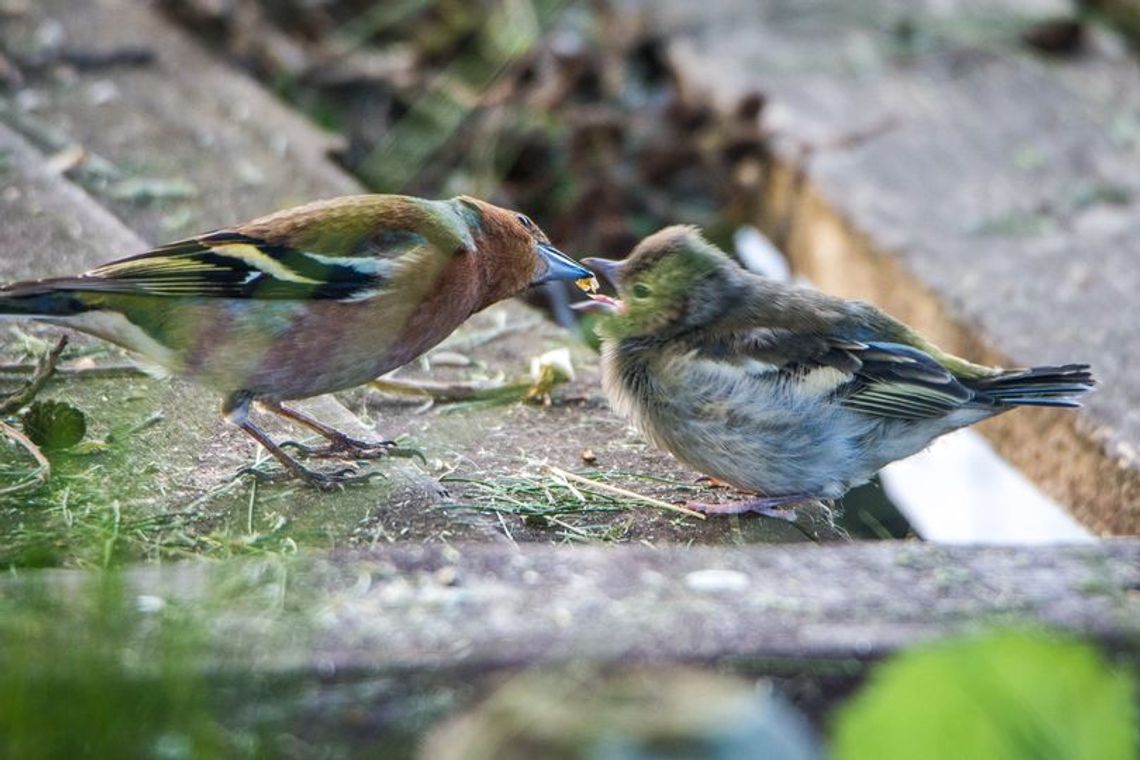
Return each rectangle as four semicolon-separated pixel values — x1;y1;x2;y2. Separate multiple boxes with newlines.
258;400;422;462
223;392;381;491
686;493;817;521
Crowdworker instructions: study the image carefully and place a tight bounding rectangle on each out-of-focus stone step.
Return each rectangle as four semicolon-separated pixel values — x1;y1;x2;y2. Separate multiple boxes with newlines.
8;539;1138;670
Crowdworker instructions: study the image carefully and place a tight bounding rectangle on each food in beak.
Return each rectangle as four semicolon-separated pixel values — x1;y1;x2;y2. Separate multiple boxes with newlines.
576;275;601;294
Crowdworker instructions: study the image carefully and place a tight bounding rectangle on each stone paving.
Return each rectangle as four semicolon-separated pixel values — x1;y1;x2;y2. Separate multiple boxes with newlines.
644;0;1140;533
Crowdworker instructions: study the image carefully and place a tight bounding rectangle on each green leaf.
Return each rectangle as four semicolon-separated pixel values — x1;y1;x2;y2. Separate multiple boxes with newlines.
22;401;88;451
833;630;1137;760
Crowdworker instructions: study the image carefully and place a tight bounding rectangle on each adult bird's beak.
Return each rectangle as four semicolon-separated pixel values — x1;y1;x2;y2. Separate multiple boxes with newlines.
532;243;592;285
580;257;626;288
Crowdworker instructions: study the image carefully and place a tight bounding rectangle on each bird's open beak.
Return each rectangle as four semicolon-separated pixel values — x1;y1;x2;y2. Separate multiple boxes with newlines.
581;257;626;288
573;256;627;315
570;293;623;315
532;243;592;285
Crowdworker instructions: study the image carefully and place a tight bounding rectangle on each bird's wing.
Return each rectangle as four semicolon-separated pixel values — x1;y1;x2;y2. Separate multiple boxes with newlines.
836;341;975;419
72;196;473;301
702;328;975;420
76;229;407;301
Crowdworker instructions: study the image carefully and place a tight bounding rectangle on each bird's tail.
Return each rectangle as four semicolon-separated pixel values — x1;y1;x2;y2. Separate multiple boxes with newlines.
971;364;1094;408
0;281;92;319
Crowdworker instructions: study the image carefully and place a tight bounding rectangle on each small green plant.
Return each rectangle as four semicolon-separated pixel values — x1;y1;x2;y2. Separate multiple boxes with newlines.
22;399;87;451
832;629;1137;760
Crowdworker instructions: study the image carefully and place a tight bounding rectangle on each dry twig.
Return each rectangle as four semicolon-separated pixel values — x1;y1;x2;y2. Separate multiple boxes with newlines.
0;335;68;415
541;464;706;520
0;418;50;495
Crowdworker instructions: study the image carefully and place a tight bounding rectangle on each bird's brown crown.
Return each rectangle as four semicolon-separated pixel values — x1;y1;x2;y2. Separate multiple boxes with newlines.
454;197;567;309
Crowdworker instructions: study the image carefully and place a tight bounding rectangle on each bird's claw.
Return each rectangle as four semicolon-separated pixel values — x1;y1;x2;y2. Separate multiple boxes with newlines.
382;445;427;465
236;465;291;484
301;468;386;492
278;437;393;458
237;463;386;491
280;436;425;465
278;439;318;456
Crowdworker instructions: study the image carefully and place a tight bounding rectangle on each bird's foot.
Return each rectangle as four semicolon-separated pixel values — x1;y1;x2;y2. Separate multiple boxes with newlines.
685;493;817;521
237;462;385;492
280;435;426;464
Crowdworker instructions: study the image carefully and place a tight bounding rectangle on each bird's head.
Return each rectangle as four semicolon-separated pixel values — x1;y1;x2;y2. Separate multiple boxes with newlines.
579;226;744;340
454;196;592;309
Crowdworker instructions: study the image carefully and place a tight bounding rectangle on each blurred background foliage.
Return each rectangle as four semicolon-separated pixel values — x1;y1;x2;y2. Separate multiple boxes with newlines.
158;0;772;279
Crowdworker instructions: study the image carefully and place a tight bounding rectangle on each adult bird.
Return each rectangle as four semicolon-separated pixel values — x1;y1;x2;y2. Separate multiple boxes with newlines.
0;194;592;488
580;226;1093;516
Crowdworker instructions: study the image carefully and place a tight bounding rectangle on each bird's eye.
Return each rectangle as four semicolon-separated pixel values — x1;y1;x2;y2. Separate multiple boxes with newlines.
630;283;652;299
517;214;534;230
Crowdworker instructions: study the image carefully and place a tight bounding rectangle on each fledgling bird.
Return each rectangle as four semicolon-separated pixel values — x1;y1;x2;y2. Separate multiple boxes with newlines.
0;194;591;488
580;226;1094;516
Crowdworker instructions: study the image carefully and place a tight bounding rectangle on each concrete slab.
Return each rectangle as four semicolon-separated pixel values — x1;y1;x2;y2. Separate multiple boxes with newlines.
0;0;357;239
638;0;1140;533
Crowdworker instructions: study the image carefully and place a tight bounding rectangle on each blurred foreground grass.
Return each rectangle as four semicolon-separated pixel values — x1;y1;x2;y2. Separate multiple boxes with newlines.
0;574;240;757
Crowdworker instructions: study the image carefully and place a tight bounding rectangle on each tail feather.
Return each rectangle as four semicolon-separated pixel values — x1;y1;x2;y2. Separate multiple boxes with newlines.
970;363;1094;408
0;281;93;318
